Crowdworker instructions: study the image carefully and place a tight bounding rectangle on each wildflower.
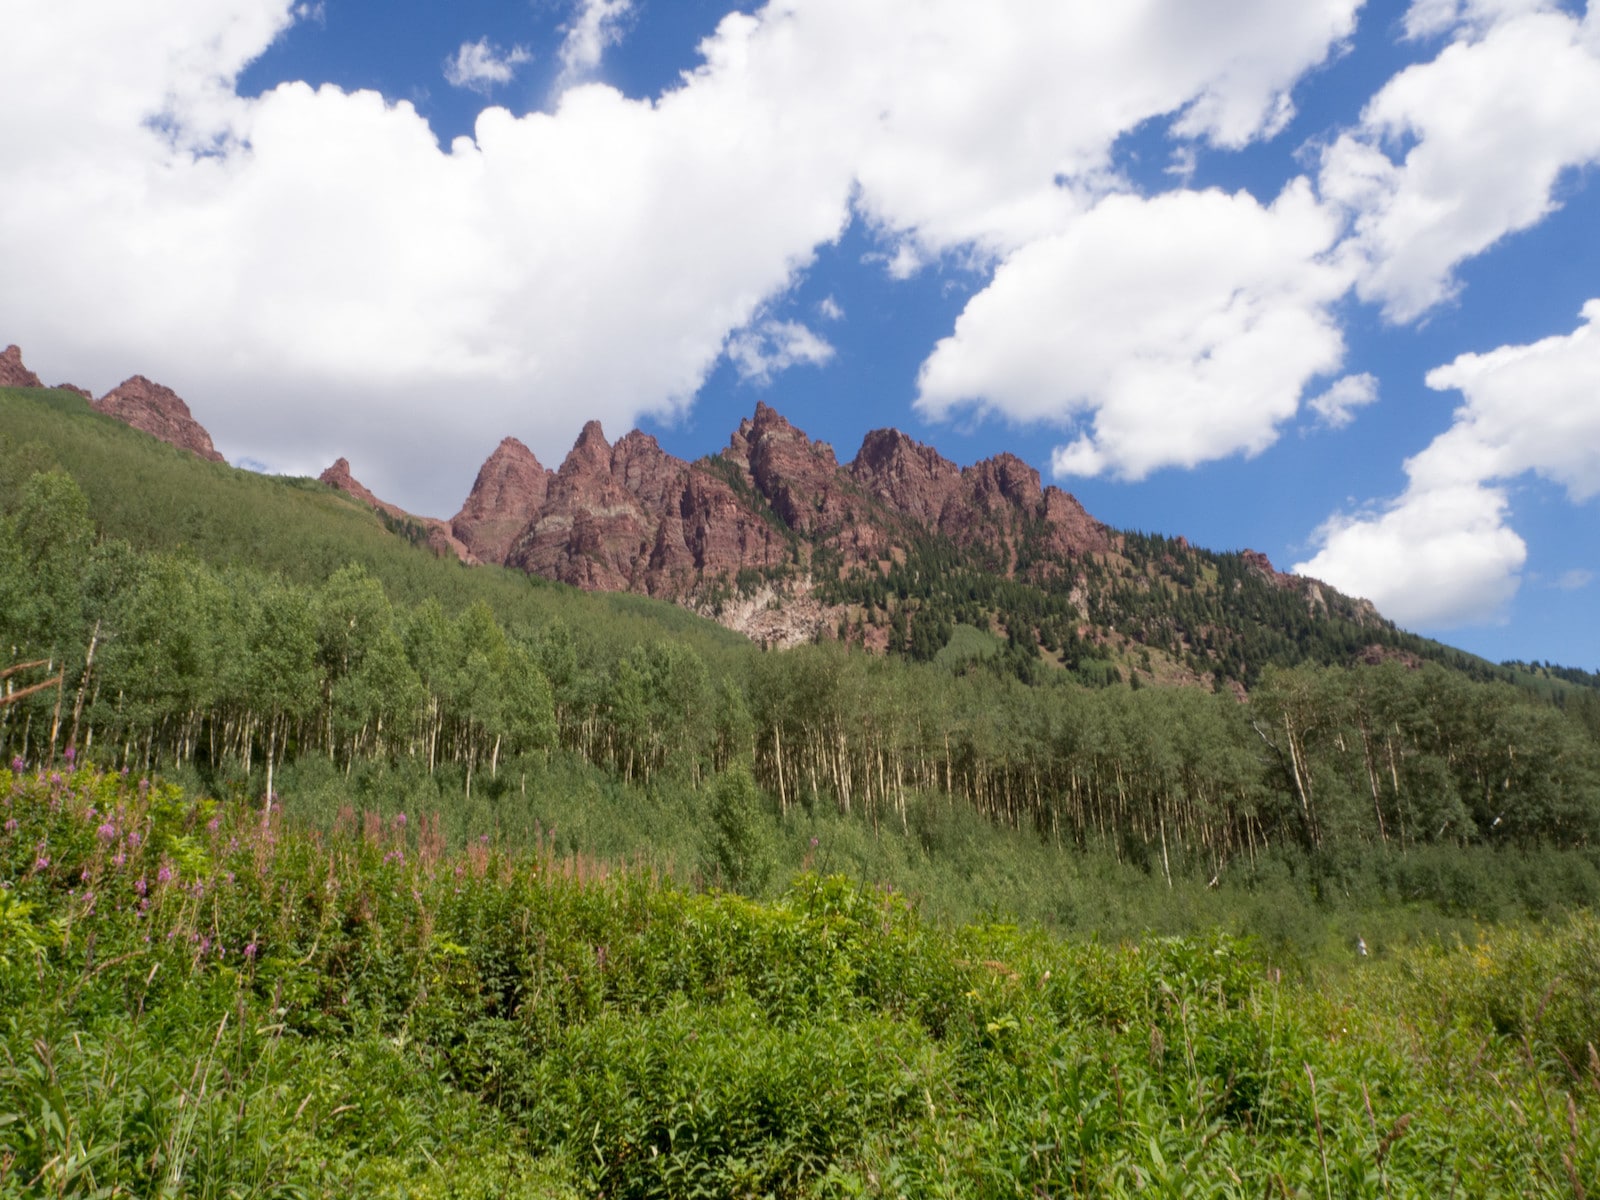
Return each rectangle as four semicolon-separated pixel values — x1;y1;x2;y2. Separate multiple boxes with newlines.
34;855;50;871
206;816;220;834
128;831;141;848
97;821;117;842
244;940;258;962
10;756;22;772
64;746;75;763
134;876;148;897
157;863;173;885
3;818;17;835
111;851;125;868
394;812;408;829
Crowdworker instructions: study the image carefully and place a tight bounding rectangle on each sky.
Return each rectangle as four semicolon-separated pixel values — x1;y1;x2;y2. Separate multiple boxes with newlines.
2;0;1598;670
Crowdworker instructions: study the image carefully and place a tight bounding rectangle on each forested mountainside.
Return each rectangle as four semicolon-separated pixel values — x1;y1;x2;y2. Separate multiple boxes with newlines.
4;383;1599;868
425;401;1468;693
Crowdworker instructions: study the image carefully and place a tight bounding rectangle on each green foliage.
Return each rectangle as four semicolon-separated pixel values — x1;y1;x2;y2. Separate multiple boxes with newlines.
3;767;1597;1198
702;761;775;895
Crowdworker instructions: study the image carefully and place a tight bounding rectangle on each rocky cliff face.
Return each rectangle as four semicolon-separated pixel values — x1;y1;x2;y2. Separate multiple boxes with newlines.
448;403;1117;625
319;458;478;565
450;437;552;566
4;346;226;462
93;375;227;463
1;345;44;389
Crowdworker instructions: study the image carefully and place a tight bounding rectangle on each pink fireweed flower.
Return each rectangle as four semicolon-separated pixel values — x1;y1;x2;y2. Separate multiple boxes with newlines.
10;757;23;772
64;746;75;763
111;851;125;868
157;863;173;885
134;876;147;897
97;821;117;842
3;818;17;834
243;940;258;962
394;812;407;828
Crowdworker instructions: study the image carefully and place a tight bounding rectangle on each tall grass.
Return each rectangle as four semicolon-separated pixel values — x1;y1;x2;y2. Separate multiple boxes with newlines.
3;763;1596;1196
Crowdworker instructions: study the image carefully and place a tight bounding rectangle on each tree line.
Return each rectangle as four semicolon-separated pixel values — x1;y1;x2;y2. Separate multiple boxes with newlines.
4;468;1597;863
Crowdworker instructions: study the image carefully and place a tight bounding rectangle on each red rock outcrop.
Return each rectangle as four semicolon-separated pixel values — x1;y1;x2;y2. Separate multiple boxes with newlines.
1;345;43;389
849;427;964;525
480;404;1118;611
94;375;226;463
450;437;552;565
319;458;478;565
504;421;794;594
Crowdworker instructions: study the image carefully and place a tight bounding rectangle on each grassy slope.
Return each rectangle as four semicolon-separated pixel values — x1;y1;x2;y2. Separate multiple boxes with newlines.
0;386;750;665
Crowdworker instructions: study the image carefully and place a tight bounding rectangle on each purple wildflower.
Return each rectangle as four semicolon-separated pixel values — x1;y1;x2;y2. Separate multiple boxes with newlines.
3;818;17;835
394;812;407;829
64;746;75;763
243;940;258;962
10;757;22;772
134;876;148;897
157;863;173;885
111;852;125;868
97;821;117;842
34;855;50;871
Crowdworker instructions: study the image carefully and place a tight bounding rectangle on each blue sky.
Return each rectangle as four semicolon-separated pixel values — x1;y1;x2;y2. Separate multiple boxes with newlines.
3;0;1598;669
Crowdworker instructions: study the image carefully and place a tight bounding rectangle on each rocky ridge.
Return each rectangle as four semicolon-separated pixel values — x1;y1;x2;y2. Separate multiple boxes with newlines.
3;346;224;463
4;340;1387;670
318;458;478;565
94;375;226;464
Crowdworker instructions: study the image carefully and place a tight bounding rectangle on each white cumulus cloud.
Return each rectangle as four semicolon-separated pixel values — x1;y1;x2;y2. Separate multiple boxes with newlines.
1323;3;1600;322
1308;372;1379;429
0;0;1369;514
726;320;835;386
559;0;634;82
917;183;1352;480
1297;300;1600;627
444;39;532;95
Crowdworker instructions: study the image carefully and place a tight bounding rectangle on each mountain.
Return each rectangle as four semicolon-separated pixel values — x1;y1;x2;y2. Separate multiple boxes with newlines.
2;345;222;461
318;456;478;565
444;402;1125;649
435;400;1399;686
93;374;226;463
0;342;1466;687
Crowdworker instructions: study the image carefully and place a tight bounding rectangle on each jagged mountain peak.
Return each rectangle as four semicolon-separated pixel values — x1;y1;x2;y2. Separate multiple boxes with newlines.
1;344;44;389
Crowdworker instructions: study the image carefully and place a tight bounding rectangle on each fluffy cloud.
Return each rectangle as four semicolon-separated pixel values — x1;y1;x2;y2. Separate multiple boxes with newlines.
1296;300;1600;626
1323;3;1600;321
1307;373;1378;429
916;183;1351;480
444;39;532;95
725;320;835;385
559;0;634;81
0;0;1365;513
1298;484;1527;627
834;0;1362;260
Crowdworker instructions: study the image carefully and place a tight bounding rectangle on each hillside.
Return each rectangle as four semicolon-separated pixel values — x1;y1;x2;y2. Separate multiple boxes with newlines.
4;378;1598;879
